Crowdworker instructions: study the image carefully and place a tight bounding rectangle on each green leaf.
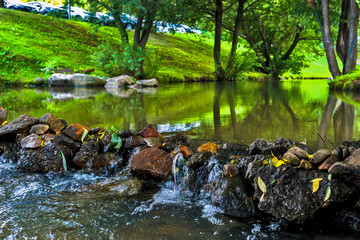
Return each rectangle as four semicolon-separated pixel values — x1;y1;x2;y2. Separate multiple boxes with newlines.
257;176;267;193
61;151;67;172
328;174;332;181
324;186;331;201
110;133;122;150
81;128;89;143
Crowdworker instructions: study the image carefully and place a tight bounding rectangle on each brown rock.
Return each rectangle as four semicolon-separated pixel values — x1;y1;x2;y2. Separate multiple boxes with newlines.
30;124;49;135
42;133;54;146
39;113;67;133
283;152;300;166
0;107;7;125
223;164;239;178
139;124;161;138
52;132;81;149
63;123;90;142
130;148;173;180
92;152;119;169
125;136;146;149
16;133;29;146
329;148;360;174
197;142;218;154
311;149;332;165
98;132;111;153
186;152;212;168
89;127;104;134
144;137;162;148
73;137;99;168
180;145;193;159
0;114;38;136
318;156;339;171
287;147;309;160
20;134;43;149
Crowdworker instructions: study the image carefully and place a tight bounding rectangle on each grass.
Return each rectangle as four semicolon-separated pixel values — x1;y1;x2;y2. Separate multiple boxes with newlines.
283;57;332;79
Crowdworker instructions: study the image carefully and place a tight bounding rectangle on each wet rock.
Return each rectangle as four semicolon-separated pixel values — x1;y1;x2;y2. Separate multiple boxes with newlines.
298;159;313;170
93;177;143;196
130;148;172;180
283;152;300;166
99;133;111;153
223;164;239;178
0;114;38;136
0;141;18;163
73;137;99;168
144;137;162;148
185;152;213;168
210;175;256;218
179;145;193;159
16;133;29;146
17;143;72;172
335;210;360;232
52;133;81;150
311;149;332;165
249;139;272;155
329;148;360;174
29;124;49;135
160;132;191;152
139;124;161;138
249;137;296;156
89;127;104;134
92;152;120;169
41;133;54;146
135;79;159;87
0;107;7;125
215;143;248;165
63;123;91;142
125;136;146;149
318;156;339;171
118;130;137;138
104;75;134;88
20;134;43;149
287;147;309;160
39;113;67;133
197;142;218;154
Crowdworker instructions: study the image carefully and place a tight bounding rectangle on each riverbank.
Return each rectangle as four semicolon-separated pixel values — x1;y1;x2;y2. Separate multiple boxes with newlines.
1;110;359;236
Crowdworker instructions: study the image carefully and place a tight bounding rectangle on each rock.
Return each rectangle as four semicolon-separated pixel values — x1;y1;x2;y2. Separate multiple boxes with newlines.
135;79;159;87
179;145;193;159
139;124;161;138
185;152;213;168
41;133;54;146
56;68;74;74
104;75;134;88
34;77;46;85
118;130;137;138
0;114;38;136
130;148;173;180
92;152;119;169
99;133;111;153
17;143;72;172
77;68;94;74
287;147;309;160
20;134;43;149
39;113;67;133
93;177;143;197
52;133;81;150
223;164;239;178
0;107;8;125
210;175;256;218
318;156;339;171
0;141;19;163
248;138;272;155
283;152;300;166
89;127;104;134
48;73;106;87
311;149;332;165
197;142;218;154
29;124;49;135
160;132;191;152
329;148;360;177
73;137;99;168
249;137;296;156
298;159;313;170
63;123;90;142
144;137;162;148
16;133;29;146
335;210;360;232
124;136;146;149
214;143;248;165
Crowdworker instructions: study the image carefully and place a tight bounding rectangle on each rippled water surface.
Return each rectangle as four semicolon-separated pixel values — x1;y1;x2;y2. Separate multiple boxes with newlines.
1;80;360;239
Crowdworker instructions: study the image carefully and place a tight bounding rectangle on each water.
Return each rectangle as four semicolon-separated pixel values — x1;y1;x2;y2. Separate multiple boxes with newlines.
1;80;360;238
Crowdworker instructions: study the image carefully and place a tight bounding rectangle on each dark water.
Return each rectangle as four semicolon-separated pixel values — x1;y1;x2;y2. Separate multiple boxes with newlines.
1;80;360;239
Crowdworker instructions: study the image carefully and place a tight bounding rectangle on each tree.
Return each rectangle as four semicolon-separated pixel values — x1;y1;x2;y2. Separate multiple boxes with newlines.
0;0;5;9
308;0;359;78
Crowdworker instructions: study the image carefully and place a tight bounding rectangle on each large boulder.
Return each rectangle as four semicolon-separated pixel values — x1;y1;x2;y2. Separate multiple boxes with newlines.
248;137;301;156
0;114;38;137
48;73;106;87
135;79;159;87
130;148;173;180
104;75;134;88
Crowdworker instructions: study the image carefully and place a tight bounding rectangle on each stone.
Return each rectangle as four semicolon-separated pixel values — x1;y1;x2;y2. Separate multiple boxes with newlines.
223;164;239;178
56;68;74;74
318;156;339;171
73;137;99;168
99;133;112;153
139;124;161;138
41;133;54;146
135;79;159;87
283;152;300;166
93;177;143;197
311;149;332;165
329;148;360;175
124;136;146;149
104;75;134;88
0;141;18;163
179;145;193;159
92;152;119;169
185;152;213;168
298;159;313;170
16;133;29;146
0;114;38;136
160;132;191;152
249;137;296;156
248;138;272;155
29;124;50;135
63;123;90;142
17;143;72;172
20;134;43;149
0;107;8;125
144;137;162;148
197;142;218;154
39;113;67;133
287;147;309;160
77;68;95;74
52;133;81;149
48;73;106;87
214;143;248;165
34;77;46;85
118;130;137;138
89;127;104;134
130;148;173;180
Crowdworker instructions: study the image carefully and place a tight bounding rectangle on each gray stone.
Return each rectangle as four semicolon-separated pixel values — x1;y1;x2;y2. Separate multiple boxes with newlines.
311;149;332;165
73;137;99;168
48;73;106;87
287;147;309;160
104;75;134;88
92;177;143;197
29;124;49;135
135;79;159;87
39;113;67;133
0;114;38;136
20;134;43;149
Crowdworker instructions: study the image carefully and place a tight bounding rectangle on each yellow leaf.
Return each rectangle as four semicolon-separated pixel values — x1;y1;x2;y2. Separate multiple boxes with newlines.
310;178;323;183
312;181;320;193
262;159;269;166
324;186;331;201
1;120;7;126
308;155;313;160
40;140;44;147
257;176;267;193
271;156;279;166
275;160;286;167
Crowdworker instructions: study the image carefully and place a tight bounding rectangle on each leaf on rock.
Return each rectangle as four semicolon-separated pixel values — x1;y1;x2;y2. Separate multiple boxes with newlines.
328;174;332;181
81;127;89;143
324;186;331;201
275;160;286;167
110;133;122;149
310;178;323;193
258;176;267;193
61;151;67;172
310;178;323;183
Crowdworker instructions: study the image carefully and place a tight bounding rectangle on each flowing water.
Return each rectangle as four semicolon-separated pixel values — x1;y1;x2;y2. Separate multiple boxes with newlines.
1;80;360;239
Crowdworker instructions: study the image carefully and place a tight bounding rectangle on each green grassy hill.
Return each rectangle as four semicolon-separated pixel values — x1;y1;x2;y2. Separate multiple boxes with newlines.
0;8;221;85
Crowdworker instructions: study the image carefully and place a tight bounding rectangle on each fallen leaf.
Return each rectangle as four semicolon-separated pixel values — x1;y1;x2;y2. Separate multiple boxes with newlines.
324;186;331;201
258;176;267;193
328;174;332;181
275;160;286;167
312;181;320;193
81;127;89;143
1;120;7;126
310;178;323;183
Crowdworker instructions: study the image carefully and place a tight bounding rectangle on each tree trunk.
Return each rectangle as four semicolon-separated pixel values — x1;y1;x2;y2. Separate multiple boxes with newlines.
214;0;224;80
0;0;5;8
